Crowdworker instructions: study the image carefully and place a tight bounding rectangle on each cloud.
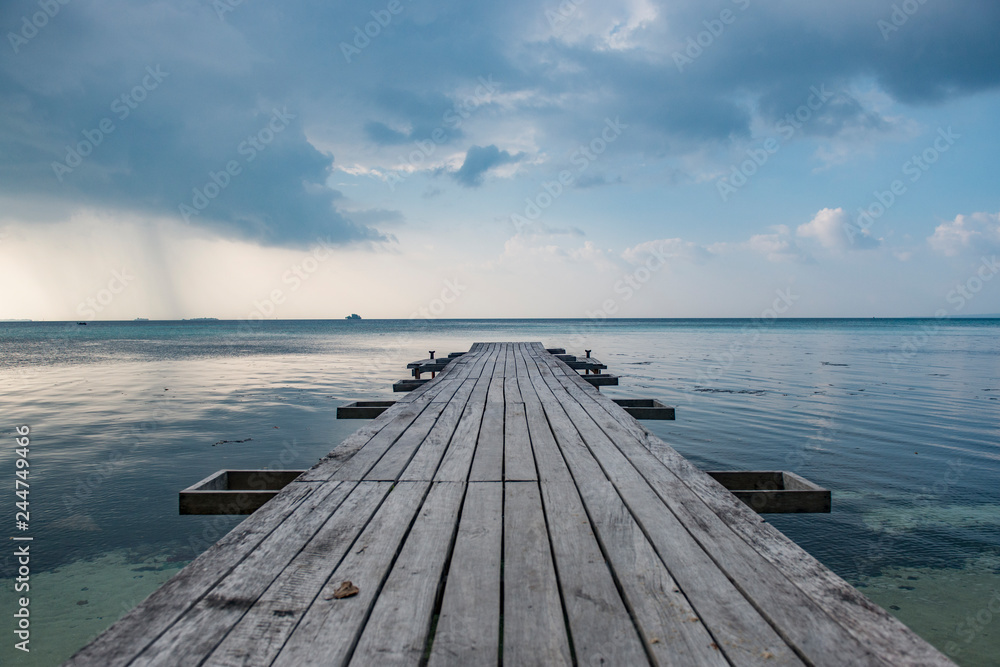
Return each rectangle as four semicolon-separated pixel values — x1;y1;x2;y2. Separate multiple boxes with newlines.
622;238;711;264
452;144;524;187
747;227;809;263
0;1;388;248
797;207;879;252
928;212;1000;256
2;0;999;252
574;172;623;189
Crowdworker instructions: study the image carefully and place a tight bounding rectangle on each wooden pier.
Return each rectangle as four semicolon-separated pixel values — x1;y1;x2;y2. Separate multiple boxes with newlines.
68;342;952;666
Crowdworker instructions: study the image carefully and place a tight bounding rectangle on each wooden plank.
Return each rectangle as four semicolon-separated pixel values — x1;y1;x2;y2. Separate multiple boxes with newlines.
335;401;448;482
303;376;462;482
407;358;452;369
468;344;507;481
533;351;885;666
393;378;432;392
503;401;536;481
468;401;503;482
400;377;479;482
363;401;448;481
704;471;831;514
611;398;675;421
351;482;466;665
503;481;572;667
205;481;392;667
513;354;647;664
435;344;499;482
565;358;607;371
519;349;746;667
64;482;321;666
524;345;801;666
273;481;431;667
428;482;502;667
503;343;521;403
129;481;357;667
394;350;476;404
537;342;953;665
582;374;618;387
486;343;506;404
300;410;420;482
336;400;395;419
73;341;954;667
517;348;573;490
641;434;954;666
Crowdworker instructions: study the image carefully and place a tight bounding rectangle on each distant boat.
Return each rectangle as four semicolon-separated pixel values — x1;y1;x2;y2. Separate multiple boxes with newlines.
134;317;149;321
77;322;87;325
183;317;219;321
345;314;362;320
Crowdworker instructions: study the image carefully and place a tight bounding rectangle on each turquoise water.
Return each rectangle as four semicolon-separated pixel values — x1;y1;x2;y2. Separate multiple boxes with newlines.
1;319;998;665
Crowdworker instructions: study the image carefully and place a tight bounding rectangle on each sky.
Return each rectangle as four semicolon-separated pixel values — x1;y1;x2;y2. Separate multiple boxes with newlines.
1;0;1000;320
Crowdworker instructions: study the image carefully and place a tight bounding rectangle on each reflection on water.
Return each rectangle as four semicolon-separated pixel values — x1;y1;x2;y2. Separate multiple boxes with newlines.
0;319;997;664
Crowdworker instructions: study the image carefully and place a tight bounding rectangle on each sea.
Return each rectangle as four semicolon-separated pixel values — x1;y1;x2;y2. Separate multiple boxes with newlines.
0;318;997;665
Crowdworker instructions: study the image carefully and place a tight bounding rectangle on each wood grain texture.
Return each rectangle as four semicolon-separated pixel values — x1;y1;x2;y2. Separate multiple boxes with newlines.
502;401;536;481
468;401;504;482
503;481;573;667
205;481;392;667
520;347;730;667
130;481;358;667
428;482;503;667
72;342;954;667
273;481;431;667
435;344;499;482
350;482;466;665
527;348;795;666
64;482;320;666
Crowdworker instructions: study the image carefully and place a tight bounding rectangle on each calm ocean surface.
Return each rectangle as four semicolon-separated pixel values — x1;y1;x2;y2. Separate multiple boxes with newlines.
1;318;997;665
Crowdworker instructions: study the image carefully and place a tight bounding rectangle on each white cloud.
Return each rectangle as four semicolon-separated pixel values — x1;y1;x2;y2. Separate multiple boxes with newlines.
748;232;804;262
927;212;1000;257
621;237;711;264
797;207;879;251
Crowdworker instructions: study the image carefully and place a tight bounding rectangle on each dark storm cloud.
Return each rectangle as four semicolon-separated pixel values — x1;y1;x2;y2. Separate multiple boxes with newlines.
0;0;384;248
0;0;997;243
453;144;524;187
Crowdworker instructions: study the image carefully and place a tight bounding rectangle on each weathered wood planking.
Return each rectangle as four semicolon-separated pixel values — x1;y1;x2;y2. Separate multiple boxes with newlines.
502;482;573;666
427;482;502;667
68;342;954;667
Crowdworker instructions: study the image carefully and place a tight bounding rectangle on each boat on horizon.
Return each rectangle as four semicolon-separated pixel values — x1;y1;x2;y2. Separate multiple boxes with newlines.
345;313;362;320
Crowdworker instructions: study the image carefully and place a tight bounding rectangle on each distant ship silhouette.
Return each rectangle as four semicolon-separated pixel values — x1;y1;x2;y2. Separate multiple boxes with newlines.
345;313;362;320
